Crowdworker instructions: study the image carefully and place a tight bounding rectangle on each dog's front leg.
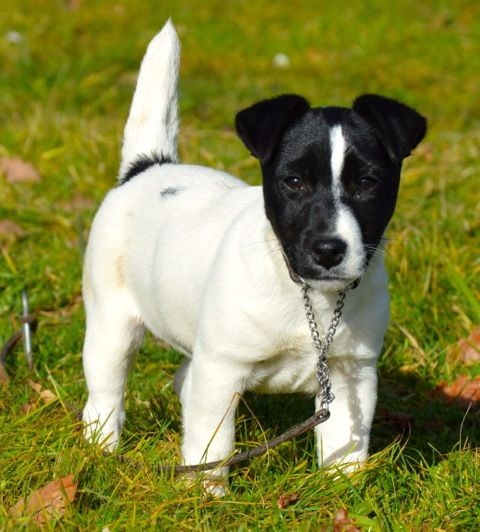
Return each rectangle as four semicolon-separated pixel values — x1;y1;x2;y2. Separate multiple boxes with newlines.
315;356;378;471
179;354;247;496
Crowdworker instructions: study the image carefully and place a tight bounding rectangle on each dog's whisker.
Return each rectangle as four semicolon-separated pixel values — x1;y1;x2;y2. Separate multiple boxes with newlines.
241;238;281;249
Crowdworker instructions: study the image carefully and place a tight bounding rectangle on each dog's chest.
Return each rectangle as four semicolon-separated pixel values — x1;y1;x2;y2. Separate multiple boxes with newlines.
250;343;317;395
248;305;350;395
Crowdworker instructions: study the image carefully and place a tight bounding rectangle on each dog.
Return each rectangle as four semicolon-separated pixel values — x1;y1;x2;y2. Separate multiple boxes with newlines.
82;20;426;494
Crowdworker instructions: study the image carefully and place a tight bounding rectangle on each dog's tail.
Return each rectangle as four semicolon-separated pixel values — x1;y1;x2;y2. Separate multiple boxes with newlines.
118;19;180;183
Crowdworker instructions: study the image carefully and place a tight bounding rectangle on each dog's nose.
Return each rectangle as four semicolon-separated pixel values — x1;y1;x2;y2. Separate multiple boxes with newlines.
312;238;346;270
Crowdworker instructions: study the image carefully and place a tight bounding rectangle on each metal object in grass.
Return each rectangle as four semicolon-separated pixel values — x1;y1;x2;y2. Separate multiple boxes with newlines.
22;290;34;370
0;290;37;378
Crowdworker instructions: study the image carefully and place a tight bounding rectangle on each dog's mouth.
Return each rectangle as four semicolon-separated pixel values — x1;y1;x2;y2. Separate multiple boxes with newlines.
281;249;303;283
281;248;362;290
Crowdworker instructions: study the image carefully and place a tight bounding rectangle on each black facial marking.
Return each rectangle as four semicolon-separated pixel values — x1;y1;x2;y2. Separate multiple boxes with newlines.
235;93;426;282
120;152;173;185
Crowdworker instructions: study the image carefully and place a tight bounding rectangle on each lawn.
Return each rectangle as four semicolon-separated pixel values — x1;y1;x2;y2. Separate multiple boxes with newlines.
1;0;479;529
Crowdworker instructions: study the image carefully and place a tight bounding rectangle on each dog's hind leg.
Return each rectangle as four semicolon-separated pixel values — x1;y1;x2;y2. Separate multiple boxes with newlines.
82;287;144;450
173;358;190;396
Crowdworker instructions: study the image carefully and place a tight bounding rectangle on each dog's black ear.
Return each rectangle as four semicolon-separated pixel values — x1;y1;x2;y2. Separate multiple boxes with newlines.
235;94;310;164
353;94;427;163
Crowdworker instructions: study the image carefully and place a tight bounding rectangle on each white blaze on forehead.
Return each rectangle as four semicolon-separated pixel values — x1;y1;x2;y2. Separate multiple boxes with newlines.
329;125;346;200
329;124;366;275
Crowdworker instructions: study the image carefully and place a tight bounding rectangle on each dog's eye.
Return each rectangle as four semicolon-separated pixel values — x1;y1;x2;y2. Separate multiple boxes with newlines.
355;176;379;198
284;176;304;191
360;176;379;190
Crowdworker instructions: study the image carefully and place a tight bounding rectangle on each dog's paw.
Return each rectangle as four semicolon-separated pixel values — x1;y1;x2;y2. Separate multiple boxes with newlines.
82;401;124;451
203;477;229;498
319;452;368;477
181;471;229;498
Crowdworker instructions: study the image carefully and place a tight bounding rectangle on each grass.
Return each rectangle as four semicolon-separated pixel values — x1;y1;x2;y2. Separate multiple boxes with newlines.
1;0;479;528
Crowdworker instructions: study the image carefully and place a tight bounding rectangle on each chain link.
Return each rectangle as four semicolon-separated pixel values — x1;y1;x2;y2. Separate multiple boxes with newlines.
300;279;358;412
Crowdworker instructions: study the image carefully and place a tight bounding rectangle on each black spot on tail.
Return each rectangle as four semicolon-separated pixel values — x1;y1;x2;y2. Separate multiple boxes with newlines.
120;153;173;185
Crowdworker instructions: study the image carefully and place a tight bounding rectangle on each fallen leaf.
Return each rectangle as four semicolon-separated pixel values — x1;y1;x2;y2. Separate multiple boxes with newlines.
434;376;480;408
66;0;82;10
277;492;300;509
415;142;434;163
58;193;95;211
333;508;361;532
9;474;77;524
26;380;57;407
21;402;35;414
0;156;41;183
0;219;25;240
28;380;42;393
448;326;480;366
39;389;57;403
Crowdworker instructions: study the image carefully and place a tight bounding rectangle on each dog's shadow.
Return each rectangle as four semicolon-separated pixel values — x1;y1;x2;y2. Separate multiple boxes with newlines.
234;368;479;467
371;368;479;461
247;368;479;463
125;360;478;466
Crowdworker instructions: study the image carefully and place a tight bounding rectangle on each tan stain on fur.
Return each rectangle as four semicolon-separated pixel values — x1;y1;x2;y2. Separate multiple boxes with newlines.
115;256;126;287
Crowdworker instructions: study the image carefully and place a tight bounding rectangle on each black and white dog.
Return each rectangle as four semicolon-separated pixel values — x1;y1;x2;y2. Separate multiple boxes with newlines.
82;21;426;493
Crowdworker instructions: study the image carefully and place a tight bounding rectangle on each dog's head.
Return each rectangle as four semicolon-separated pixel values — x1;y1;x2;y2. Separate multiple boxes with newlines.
236;94;426;289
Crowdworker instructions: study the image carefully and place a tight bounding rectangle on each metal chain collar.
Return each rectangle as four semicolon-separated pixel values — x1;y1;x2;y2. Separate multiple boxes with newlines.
300;279;358;412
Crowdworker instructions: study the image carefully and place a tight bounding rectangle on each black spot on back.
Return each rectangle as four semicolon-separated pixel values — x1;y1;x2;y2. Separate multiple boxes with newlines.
160;187;182;198
120;152;173;185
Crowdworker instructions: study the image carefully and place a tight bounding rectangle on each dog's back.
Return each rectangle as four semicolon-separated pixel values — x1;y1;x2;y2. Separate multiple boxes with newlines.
84;162;263;352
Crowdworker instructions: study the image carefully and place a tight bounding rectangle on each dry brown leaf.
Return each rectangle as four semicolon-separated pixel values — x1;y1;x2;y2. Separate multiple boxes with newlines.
66;0;82;10
28;380;43;393
9;474;77;524
0;219;25;240
415;142;434;163
27;380;58;405
333;508;361;532
277;492;300;509
448;326;480;366
21;402;35;414
40;389;57;403
434;376;480;408
58;193;95;211
0;156;41;183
